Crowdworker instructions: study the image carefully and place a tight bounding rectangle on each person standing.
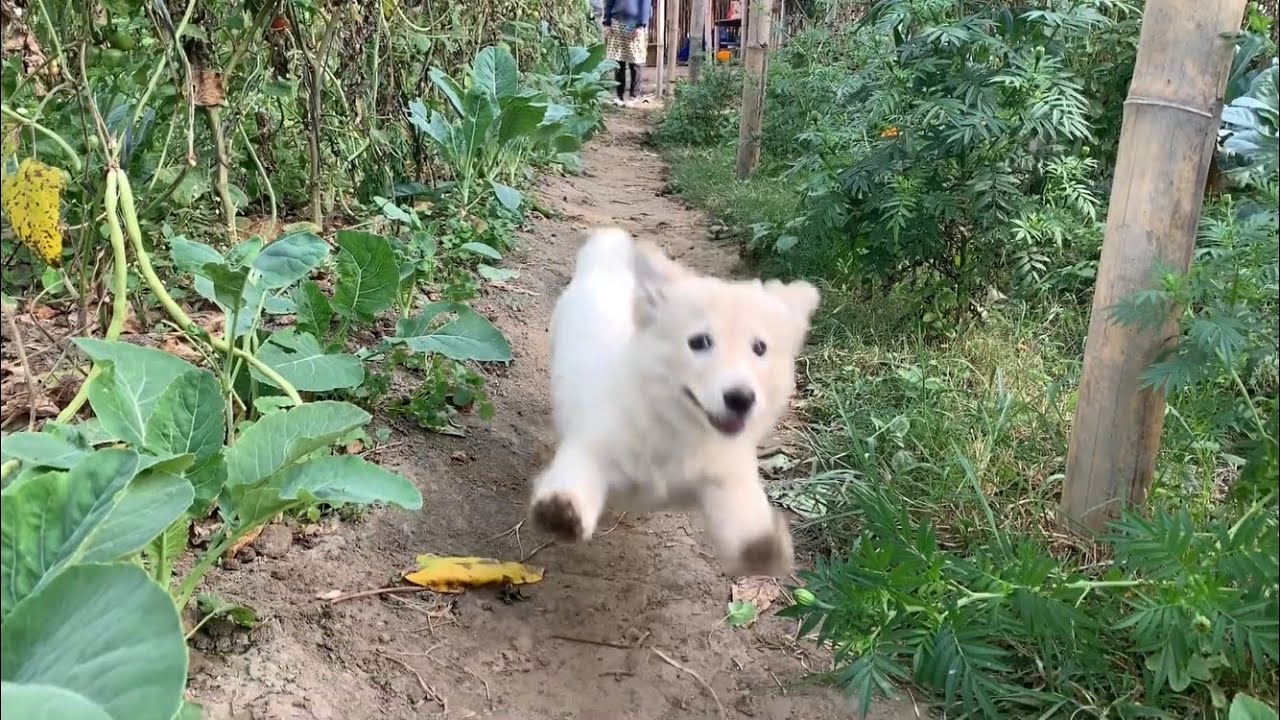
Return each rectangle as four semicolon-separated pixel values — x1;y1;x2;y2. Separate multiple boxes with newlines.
603;0;651;104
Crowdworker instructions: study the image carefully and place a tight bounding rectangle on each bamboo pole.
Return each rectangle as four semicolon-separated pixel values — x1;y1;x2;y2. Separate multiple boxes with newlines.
655;0;667;98
689;0;707;81
664;0;680;96
734;0;773;178
1061;0;1247;531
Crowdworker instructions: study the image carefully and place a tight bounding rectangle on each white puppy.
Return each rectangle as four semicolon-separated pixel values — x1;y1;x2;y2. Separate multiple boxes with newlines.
528;228;820;576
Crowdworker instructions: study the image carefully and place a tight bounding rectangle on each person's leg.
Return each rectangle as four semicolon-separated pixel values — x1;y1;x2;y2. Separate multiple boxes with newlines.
628;62;642;99
614;63;626;101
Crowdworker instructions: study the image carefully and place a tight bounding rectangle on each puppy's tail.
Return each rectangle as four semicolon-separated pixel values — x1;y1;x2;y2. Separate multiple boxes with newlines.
573;227;636;276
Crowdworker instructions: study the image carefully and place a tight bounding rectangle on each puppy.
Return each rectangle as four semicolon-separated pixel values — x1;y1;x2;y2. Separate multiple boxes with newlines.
528;228;819;576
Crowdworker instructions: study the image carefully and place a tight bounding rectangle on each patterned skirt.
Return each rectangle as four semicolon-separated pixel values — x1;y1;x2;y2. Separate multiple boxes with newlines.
605;25;648;65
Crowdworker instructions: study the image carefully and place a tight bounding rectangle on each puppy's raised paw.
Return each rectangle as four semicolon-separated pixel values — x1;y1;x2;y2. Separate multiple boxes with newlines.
530;493;586;543
734;515;794;577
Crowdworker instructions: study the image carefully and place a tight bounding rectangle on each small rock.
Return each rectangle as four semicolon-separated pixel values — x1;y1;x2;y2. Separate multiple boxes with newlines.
254;524;293;559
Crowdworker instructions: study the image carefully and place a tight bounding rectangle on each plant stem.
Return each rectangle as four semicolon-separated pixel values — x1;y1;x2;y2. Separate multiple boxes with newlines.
55;169;130;423
205;106;237;241
175;531;236;608
114;173;304;405
0;105;84;172
238;122;277;236
128;0;198;156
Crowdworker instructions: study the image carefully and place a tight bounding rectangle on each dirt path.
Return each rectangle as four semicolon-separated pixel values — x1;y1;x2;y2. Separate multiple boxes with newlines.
192;107;913;720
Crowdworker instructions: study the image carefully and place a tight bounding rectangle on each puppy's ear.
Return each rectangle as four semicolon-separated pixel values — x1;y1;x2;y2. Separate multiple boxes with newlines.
765;279;821;327
632;241;690;327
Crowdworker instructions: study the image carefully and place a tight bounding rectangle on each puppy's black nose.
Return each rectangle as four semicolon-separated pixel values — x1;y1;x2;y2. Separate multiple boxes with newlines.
723;388;756;417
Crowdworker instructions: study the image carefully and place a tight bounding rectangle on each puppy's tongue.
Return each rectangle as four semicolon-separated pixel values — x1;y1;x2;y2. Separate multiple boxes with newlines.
711;415;746;436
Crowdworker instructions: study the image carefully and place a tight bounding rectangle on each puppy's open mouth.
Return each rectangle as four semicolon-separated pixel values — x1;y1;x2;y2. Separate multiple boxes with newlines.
682;387;746;437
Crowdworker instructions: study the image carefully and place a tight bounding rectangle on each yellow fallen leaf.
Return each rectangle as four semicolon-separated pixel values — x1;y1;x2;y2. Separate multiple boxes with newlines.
1;157;66;266
403;554;544;594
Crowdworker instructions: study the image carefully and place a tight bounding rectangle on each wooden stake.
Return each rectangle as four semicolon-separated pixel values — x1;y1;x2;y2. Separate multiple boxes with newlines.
665;0;680;96
655;0;667;98
735;0;773;178
689;0;707;81
1062;0;1247;531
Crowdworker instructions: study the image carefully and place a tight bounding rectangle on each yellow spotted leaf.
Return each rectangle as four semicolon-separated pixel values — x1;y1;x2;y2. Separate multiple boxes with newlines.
1;157;66;267
403;554;544;594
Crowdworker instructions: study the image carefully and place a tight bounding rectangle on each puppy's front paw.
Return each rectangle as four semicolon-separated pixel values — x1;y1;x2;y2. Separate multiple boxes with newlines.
734;513;794;577
530;493;586;543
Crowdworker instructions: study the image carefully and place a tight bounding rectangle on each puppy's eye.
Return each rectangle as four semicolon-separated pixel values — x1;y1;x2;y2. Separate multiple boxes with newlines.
752;339;767;357
687;333;714;352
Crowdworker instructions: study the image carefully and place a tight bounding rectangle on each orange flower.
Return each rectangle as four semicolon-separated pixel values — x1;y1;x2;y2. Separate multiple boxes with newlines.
880;126;900;139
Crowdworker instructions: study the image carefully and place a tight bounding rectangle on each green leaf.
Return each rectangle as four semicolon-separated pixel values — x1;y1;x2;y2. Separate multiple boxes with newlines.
200;262;249;311
1;682;114;720
196;593;259;629
498;97;547;142
1231;694;1280;720
332;230;399;323
252;329;365;392
293;280;333;339
185;449;227;515
143;369;224;461
75;339;196;447
726;600;758;628
1;563;188;720
168;236;224;276
428;68;466;115
81;472;194;563
459;242;502;260
223;401;371;486
144;518;190;588
490;181;523;212
0;449;139;621
275;455;423;510
471;45;519;103
477;265;520;283
0;431;89;470
252;232;329;289
392;301;512;362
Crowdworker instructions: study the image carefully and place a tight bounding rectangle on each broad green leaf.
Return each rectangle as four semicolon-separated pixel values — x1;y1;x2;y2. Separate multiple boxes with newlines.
168;236;224;276
572;43;606;74
0;563;188;720
293;280;333;339
471;45;519;103
200;262;249;311
394;301;512;362
143;368;224;461
225;237;264;267
224;401;370;486
490;181;523;212
477;264;520;283
220;481;294;531
186;452;225;507
75;339;196;446
1231;694;1279;720
252;329;365;392
0;431;88;470
428;68;466;115
1;682;114;720
498;98;547;142
332;230;399;323
0;449;140;621
459;242;502;260
81;472;193;563
252;232;329;289
276;455;423;510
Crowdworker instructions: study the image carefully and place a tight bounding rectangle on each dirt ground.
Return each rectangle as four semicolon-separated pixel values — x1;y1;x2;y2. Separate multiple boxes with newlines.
189;103;920;720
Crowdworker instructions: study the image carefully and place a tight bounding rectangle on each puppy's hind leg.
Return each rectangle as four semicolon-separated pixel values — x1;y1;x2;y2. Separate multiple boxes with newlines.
529;441;608;543
698;461;794;577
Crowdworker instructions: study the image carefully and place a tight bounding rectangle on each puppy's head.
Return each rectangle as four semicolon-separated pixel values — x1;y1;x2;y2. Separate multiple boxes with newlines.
632;245;820;438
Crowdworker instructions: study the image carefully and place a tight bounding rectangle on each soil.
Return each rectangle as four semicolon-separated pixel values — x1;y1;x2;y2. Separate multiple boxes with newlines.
188;103;920;720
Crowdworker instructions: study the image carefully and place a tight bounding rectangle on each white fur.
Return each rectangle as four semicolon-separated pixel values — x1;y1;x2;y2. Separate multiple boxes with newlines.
529;228;820;576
